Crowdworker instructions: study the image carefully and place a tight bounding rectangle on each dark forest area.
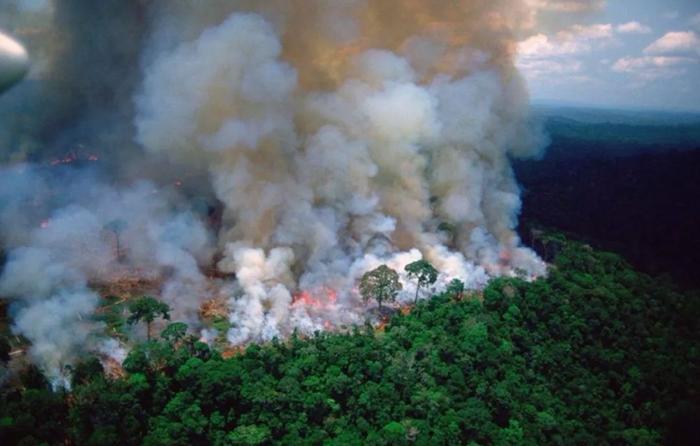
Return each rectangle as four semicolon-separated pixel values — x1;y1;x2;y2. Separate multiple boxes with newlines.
516;113;700;289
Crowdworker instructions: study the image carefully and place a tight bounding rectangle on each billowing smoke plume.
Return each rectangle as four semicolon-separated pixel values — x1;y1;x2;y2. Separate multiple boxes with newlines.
0;0;599;383
134;2;548;344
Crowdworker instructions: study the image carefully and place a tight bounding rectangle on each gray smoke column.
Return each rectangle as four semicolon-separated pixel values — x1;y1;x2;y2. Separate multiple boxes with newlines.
0;0;601;380
134;0;550;344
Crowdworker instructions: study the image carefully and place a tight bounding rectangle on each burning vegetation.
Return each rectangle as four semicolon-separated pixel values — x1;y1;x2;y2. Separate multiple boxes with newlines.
0;0;604;386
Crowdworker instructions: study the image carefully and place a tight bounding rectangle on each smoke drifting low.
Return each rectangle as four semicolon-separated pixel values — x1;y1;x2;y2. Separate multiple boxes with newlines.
0;0;597;383
0;165;213;383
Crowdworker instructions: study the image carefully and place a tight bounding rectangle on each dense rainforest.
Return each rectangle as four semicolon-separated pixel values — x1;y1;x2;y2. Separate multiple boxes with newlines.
516;112;700;289
1;235;698;445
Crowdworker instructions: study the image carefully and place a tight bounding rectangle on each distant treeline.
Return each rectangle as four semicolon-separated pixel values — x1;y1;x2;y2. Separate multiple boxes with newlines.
533;105;700;159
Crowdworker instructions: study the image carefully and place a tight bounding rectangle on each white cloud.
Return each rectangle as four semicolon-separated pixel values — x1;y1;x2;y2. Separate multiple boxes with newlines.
518;23;613;58
568;24;614;40
612;55;696;82
616;22;652;34
612;56;694;72
517;58;582;80
518;33;586;57
644;31;700;55
517;23;614;84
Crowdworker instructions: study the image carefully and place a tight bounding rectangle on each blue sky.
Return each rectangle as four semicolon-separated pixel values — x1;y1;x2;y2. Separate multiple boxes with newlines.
518;0;700;111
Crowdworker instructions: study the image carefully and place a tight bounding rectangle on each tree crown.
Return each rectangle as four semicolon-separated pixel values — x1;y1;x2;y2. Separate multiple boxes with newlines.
359;264;402;305
405;259;438;286
127;296;171;325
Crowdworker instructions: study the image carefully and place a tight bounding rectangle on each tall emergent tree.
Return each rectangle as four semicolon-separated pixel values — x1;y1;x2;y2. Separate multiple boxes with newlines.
127;296;170;341
404;259;438;304
359;264;402;310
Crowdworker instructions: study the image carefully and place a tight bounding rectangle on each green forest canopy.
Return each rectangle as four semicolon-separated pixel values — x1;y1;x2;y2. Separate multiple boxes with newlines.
1;235;698;445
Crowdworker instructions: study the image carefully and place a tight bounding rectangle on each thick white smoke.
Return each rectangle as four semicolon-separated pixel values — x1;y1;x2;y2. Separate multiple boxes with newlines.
0;0;601;382
134;5;548;345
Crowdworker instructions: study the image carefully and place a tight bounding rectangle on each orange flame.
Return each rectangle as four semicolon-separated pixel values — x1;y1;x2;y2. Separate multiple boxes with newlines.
292;286;338;309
